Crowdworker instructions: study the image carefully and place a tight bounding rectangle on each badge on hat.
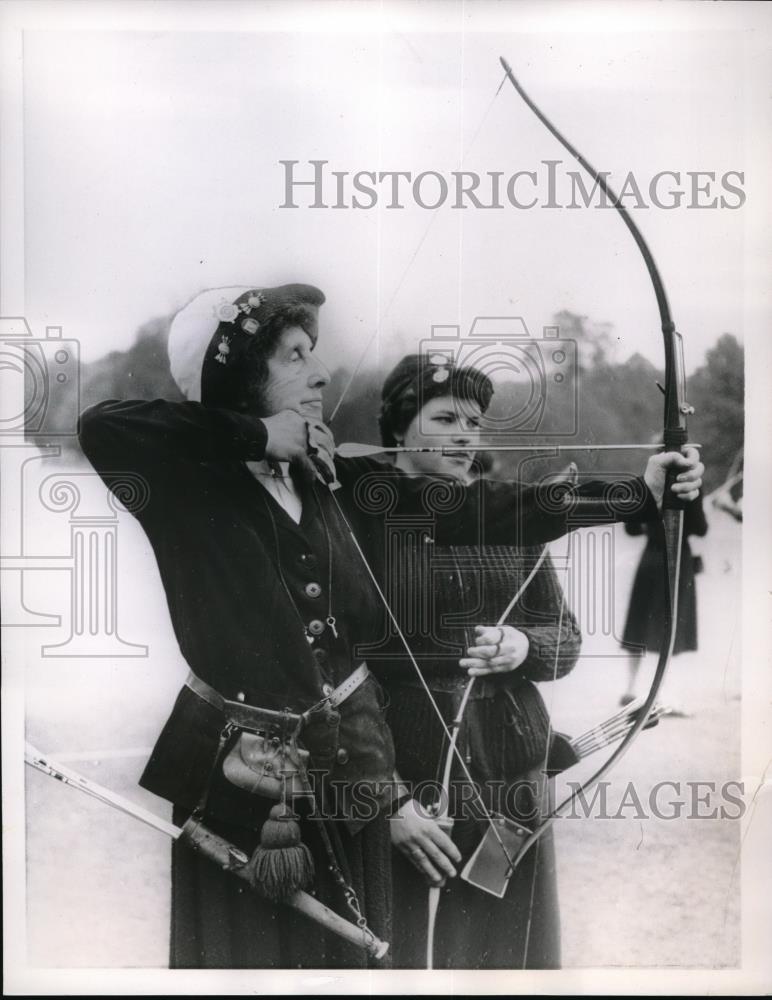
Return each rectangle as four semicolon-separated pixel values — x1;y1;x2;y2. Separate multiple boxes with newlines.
214;300;240;324
428;352;453;383
215;334;231;364
213;291;266;361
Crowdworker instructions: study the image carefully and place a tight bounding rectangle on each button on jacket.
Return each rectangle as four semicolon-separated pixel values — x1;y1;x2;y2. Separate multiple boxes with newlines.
79;399;658;830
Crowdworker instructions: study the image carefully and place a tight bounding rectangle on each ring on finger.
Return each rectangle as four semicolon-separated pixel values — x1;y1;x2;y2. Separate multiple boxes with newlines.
492;626;505;658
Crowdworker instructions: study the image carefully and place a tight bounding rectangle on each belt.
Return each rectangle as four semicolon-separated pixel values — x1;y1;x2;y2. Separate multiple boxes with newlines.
185;662;371;731
393;672;513;699
328;662;370;707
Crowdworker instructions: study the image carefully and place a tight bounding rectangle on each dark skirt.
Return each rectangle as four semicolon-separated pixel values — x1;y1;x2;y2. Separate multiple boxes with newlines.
170;800;392;969
621;539;699;655
385;679;561;969
389;792;559;969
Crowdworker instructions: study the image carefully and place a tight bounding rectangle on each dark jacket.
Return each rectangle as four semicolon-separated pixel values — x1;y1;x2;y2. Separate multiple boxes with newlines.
78;398;658;829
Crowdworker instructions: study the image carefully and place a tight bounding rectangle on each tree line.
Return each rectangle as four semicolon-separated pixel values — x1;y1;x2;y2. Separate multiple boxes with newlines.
41;310;743;495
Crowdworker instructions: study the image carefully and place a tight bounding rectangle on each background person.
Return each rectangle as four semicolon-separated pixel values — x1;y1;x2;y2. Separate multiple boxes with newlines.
620;494;709;715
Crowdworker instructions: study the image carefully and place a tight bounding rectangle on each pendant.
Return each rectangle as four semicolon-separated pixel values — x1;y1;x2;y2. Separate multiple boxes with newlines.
215;335;231;364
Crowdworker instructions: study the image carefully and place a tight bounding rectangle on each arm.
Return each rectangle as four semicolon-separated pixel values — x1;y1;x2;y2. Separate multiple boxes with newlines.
459;550;582;680
337;447;702;549
79;399;327;488
79;398;269;473
389;791;462;887
337;456;659;549
510;551;581;682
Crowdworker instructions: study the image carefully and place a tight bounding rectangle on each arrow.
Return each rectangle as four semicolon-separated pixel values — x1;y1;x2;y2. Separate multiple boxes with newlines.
25;743;389;960
336;442;700;459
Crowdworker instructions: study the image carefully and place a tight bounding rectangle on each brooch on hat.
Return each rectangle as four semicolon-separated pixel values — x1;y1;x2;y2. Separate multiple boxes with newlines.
215;334;231;364
428;352;453;383
237;291;266;334
214;300;240;324
213;291;267;363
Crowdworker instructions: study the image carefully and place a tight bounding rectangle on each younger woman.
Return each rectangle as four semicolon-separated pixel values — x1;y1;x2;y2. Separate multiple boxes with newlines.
375;354;581;968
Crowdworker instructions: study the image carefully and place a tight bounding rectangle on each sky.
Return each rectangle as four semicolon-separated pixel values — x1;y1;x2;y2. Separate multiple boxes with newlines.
6;1;772;383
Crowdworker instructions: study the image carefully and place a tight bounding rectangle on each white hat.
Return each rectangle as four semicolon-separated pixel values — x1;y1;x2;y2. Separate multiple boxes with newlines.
167;283;326;403
167;286;251;401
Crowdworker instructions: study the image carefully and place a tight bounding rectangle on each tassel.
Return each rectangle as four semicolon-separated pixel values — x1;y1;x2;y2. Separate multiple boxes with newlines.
247;803;314;902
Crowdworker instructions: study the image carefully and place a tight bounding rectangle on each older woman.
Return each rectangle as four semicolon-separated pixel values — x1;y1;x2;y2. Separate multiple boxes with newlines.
80;285;400;968
78;285;703;969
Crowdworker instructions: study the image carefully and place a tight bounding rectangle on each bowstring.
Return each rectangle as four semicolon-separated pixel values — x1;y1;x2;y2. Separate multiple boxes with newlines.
327;74;507;425
324;71;513;863
422;541;552;969
520;533;572;967
433;543;551;835
327;487;516;866
439;543;551;810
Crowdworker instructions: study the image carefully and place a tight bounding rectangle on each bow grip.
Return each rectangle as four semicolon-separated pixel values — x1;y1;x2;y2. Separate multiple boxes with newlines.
661;426;691;513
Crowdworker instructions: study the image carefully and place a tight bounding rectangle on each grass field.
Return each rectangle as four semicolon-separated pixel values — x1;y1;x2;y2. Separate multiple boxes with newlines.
18;454;742;969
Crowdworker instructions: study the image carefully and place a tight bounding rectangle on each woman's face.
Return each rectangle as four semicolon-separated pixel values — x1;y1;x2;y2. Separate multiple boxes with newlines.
396;393;483;480
259;326;330;420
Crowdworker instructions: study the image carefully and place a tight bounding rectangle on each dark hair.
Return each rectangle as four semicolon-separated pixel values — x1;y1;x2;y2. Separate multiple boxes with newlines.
378;354;494;447
201;304;318;413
